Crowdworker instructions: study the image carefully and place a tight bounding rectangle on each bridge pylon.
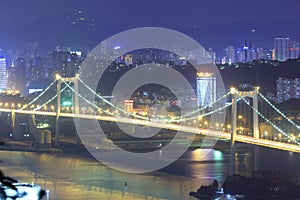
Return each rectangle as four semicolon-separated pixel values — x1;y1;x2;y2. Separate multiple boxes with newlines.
230;86;260;175
55;74;80;147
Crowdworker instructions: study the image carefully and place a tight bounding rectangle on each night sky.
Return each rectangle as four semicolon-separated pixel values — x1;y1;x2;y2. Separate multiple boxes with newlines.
1;0;300;54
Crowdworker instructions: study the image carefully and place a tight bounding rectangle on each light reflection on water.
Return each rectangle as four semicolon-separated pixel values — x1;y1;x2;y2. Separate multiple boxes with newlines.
0;150;223;200
1;147;299;200
0;165;165;200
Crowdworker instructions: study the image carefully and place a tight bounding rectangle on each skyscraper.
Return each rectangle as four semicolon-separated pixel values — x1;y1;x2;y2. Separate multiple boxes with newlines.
274;38;290;61
225;46;235;64
196;72;216;107
51;48;80;78
277;77;300;103
15;58;27;94
243;40;249;62
0;56;7;91
290;40;300;59
27;56;45;83
207;48;216;63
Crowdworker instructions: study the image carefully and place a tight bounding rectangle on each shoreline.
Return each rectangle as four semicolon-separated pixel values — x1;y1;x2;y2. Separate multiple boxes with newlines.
0;139;231;160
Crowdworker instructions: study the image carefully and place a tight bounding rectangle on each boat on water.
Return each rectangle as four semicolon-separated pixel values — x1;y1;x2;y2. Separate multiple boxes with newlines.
0;182;46;200
0;170;46;200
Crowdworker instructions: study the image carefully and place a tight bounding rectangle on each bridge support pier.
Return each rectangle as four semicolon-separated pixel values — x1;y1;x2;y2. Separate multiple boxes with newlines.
28;115;37;138
55;75;81;146
73;77;81;145
55;78;61;147
230;86;260;175
253;89;259;139
55;117;60;146
11;110;18;139
230;91;237;175
11;111;22;139
254;146;260;171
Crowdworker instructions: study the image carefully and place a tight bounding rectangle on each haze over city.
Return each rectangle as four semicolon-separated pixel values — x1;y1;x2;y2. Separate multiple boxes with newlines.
1;0;300;56
0;1;300;200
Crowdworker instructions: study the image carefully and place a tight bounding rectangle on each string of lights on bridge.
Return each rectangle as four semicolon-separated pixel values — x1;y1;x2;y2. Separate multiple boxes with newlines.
19;79;57;110
242;98;300;145
75;77;232;123
34;85;68;111
1;75;300;146
258;92;300;130
173;92;231;120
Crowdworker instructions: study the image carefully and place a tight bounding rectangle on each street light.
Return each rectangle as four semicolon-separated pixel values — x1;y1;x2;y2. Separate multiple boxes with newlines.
204;121;208;128
230;87;236;94
264;131;268;139
227;124;231;132
55;74;61;80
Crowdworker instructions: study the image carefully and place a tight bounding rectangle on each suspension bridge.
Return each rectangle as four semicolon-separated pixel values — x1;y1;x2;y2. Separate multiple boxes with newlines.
0;74;300;174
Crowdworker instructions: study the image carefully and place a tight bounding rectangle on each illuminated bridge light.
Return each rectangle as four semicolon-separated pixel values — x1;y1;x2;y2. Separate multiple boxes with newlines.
1;77;299;152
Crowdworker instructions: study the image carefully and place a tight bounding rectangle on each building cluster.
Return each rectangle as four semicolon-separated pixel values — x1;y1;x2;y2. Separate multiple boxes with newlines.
0;56;7;91
219;37;300;64
0;35;299;100
276;77;300;103
0;44;84;95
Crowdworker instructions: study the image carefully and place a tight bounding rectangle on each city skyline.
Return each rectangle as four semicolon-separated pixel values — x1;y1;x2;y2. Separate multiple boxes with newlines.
1;2;300;199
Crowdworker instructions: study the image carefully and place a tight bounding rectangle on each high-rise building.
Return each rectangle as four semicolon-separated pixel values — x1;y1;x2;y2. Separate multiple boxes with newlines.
243;40;249;62
225;46;235;64
207;48;216;63
124;54;133;65
7;58;27;92
274;38;290;61
27;56;45;84
0;56;7;91
196;72;216;107
51;48;81;78
23;41;40;60
124;100;134;113
15;58;27;93
290;40;300;59
256;48;265;60
236;48;243;63
276;77;300;103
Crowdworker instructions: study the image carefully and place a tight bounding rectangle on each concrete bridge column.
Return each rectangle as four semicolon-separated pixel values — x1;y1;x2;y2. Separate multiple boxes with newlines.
254;146;260;171
73;77;81;145
253;88;259;139
11;110;21;139
55;79;61;147
230;92;237;175
28;114;37;138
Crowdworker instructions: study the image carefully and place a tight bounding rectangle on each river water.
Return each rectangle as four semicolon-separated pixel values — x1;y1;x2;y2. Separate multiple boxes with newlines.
0;147;299;200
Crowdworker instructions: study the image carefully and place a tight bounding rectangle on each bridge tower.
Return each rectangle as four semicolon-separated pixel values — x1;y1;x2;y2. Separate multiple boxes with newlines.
55;74;80;147
230;86;260;175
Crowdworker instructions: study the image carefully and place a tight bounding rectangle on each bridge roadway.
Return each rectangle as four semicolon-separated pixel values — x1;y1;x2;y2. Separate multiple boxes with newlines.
1;108;300;153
